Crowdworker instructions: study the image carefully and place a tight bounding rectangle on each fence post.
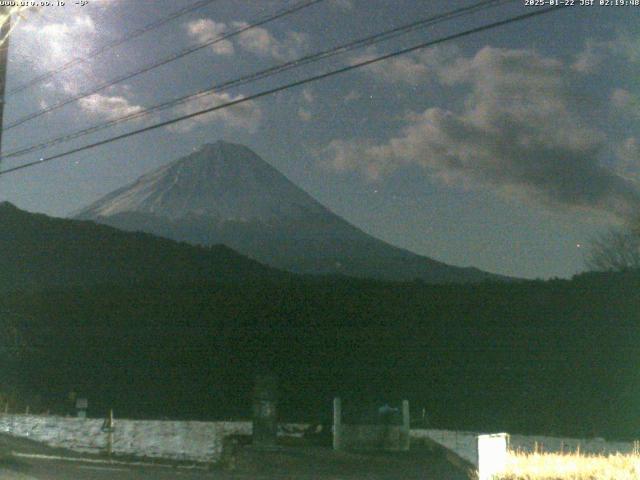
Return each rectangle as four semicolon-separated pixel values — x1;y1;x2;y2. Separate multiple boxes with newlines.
401;400;410;451
252;373;278;449
101;409;115;460
333;397;342;451
107;410;114;461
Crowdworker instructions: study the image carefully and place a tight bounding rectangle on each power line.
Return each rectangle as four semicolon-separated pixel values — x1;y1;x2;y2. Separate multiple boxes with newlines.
0;0;513;162
7;0;221;97
2;0;325;132
0;5;567;178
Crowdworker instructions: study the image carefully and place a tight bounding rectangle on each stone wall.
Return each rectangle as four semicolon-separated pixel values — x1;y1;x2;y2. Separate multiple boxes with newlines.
0;415;256;463
1;415;635;467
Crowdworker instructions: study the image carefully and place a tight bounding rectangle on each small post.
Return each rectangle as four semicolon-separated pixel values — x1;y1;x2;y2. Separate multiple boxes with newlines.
101;409;115;459
25;405;29;415
252;373;278;449
107;409;114;461
76;398;88;419
401;400;410;451
333;397;342;451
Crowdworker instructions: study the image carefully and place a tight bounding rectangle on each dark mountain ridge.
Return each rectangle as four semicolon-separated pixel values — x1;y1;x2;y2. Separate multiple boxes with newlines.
0;201;282;291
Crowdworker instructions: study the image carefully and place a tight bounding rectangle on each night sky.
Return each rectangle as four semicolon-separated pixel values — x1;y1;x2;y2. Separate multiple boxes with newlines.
0;0;638;279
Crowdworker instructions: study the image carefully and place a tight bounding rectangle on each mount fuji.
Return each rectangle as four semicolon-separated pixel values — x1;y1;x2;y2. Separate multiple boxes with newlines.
75;141;505;283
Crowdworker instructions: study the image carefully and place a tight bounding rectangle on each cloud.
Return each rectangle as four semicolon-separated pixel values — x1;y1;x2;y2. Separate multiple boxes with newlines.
298;108;312;122
611;88;640;118
185;19;234;55
168;91;262;132
10;3;155;134
233;22;309;60
329;0;353;9
325;138;395;180
90;0;118;6
350;45;461;85
302;88;314;104
571;39;607;73
16;13;98;93
608;30;640;64
78;93;143;121
344;90;362;102
297;89;314;121
183;18;309;61
325;46;640;220
573;30;640;73
617;137;640;176
18;14;96;61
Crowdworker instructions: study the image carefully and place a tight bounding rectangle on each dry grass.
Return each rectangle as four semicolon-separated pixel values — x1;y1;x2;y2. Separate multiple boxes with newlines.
496;451;640;480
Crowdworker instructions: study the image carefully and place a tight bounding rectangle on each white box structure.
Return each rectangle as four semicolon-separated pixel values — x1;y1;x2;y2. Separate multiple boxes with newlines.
477;433;509;480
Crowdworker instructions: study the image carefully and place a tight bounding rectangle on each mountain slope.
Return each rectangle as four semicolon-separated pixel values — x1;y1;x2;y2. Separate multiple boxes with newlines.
0;201;282;291
76;141;506;283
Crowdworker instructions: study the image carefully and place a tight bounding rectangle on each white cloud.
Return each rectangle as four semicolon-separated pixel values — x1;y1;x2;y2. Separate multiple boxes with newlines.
185;19;234;55
18;14;96;61
329;0;353;9
573;30;640;73
611;88;640;118
183;18;309;61
351;45;461;85
326;46;640;220
298;108;312;122
571;39;607;73
297;89;314;121
325;138;394;180
78;93;143;121
608;30;640;64
302;88;314;104
344;90;362;102
16;13;98;93
233;22;308;61
168;91;262;133
617;137;640;176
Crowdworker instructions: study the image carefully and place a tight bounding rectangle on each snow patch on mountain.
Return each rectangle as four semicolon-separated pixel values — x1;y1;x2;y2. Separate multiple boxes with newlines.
78;141;327;224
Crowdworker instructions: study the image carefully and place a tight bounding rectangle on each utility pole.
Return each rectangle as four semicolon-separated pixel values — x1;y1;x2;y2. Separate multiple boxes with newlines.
0;6;11;159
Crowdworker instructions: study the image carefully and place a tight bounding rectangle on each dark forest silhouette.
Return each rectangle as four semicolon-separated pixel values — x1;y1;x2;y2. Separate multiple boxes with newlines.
1;203;638;440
